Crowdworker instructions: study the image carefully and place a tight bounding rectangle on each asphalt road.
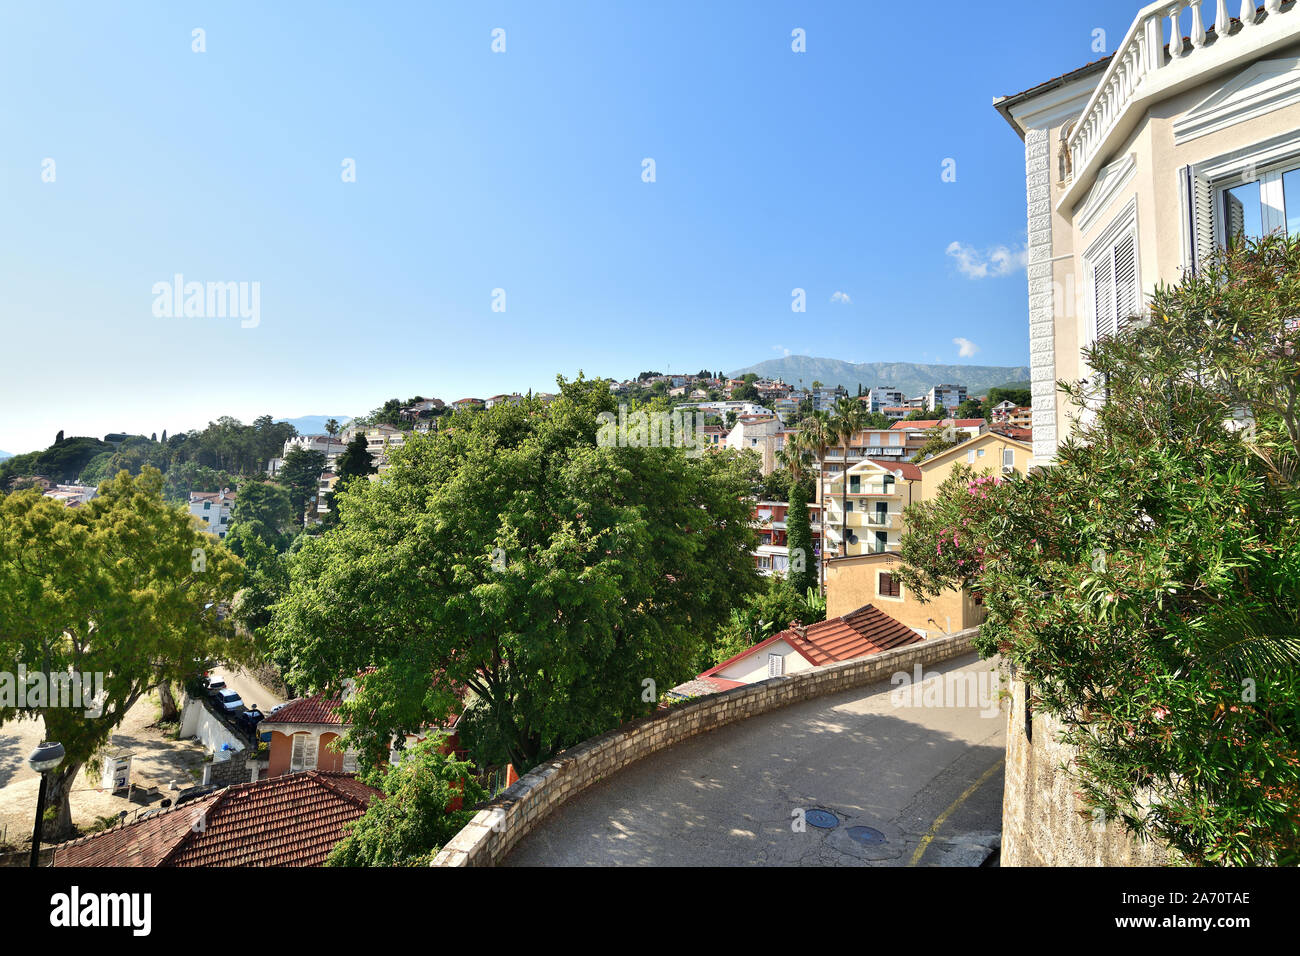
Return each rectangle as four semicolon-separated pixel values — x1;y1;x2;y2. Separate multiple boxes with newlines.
504;652;1005;867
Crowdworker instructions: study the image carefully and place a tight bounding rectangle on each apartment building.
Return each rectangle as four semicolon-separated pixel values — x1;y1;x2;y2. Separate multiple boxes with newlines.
818;459;921;559
995;0;1300;466
865;387;906;414
926;384;967;411
822;430;1033;633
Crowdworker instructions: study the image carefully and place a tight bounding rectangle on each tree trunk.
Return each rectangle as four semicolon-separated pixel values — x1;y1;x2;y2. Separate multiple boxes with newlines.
42;762;80;843
840;440;850;558
817;462;826;594
157;680;179;722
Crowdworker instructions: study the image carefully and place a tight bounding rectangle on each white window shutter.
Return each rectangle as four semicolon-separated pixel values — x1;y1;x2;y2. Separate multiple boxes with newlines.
1182;165;1215;271
1093;253;1114;341
768;653;784;677
304;735;319;770
290;734;305;771
1112;232;1137;330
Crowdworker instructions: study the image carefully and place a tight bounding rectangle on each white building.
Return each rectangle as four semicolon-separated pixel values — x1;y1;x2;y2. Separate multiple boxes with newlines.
189;489;236;539
926;384;968;411
865;387;905;414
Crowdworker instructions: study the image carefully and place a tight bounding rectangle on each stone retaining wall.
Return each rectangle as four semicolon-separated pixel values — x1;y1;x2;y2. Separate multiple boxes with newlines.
1001;673;1169;865
432;627;980;867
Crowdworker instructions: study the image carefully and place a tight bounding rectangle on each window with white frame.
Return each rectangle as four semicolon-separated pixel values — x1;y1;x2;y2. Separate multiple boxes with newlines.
1219;162;1300;241
1085;202;1139;347
767;653;784;677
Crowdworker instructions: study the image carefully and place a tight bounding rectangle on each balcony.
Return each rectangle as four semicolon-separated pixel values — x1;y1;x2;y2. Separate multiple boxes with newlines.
1062;0;1300;209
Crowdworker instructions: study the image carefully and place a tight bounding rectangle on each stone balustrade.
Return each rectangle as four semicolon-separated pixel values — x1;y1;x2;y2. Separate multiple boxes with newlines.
1069;0;1295;180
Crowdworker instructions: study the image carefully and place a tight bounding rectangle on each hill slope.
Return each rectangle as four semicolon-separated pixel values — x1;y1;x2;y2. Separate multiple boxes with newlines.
730;356;1030;398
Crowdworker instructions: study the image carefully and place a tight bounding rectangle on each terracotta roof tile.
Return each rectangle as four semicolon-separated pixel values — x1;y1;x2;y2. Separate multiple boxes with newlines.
52;772;379;868
785;604;923;665
698;603;922;678
265;693;345;726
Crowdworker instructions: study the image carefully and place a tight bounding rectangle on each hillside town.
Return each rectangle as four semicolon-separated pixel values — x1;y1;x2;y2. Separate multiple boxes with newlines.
2;3;1298;923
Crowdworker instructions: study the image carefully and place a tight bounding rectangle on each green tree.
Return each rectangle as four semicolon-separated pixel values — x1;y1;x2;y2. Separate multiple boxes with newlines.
797;412;835;592
335;434;375;485
910;421;964;463
896;234;1300;865
0;468;249;838
230;480;293;548
831;397;869;557
325;418;341;437
278;448;326;521
269;376;759;770
326;736;486;867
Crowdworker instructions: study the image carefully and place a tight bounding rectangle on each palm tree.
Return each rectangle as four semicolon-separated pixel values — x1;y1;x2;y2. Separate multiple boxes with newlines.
325;418;340;437
832;396;869;557
798;411;835;593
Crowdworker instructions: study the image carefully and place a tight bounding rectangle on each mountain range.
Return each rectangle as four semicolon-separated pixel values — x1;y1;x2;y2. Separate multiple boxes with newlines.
729;356;1030;398
0;451;11;461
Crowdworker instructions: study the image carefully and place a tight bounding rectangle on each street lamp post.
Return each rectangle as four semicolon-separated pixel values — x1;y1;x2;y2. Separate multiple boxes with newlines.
28;741;65;868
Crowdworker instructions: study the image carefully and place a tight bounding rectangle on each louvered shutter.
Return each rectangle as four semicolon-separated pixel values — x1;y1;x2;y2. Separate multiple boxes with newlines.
1093;253;1114;341
1182;164;1216;272
290;734;305;771
1112;232;1137;330
304;735;319;770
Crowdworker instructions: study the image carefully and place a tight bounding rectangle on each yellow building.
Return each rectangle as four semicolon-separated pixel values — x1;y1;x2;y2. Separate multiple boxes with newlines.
915;431;1033;500
823;431;1033;635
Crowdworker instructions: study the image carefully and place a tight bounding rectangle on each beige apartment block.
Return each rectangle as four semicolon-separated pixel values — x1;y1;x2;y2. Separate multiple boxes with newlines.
995;0;1300;467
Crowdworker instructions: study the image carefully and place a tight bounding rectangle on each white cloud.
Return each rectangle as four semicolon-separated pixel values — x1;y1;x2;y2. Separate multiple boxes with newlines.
945;241;1028;279
772;344;791;357
953;337;979;358
829;291;852;304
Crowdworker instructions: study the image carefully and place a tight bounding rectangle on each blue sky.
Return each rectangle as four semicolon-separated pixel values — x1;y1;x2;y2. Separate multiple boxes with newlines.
1;1;1147;454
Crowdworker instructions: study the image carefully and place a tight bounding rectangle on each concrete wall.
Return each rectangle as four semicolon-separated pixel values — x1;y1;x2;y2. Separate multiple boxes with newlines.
432;627;980;867
1001;673;1169;866
180;696;246;757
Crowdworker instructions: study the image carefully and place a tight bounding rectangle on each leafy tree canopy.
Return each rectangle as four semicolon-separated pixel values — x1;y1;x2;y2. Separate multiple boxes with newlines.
269;375;760;770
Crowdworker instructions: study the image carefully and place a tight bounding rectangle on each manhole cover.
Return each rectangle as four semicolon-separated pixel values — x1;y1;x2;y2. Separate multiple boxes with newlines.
805;809;839;829
847;826;887;845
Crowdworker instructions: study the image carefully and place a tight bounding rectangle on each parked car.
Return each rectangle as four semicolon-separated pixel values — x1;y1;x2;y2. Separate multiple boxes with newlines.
205;676;227;694
212;689;244;713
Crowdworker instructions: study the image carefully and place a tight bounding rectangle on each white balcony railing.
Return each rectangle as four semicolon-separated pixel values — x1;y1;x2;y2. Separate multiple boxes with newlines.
1068;0;1295;185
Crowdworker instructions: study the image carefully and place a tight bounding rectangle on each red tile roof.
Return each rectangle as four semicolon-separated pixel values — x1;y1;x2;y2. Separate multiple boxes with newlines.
264;692;345;726
867;459;922;481
52;772;379;868
785;604;923;665
699;603;922;678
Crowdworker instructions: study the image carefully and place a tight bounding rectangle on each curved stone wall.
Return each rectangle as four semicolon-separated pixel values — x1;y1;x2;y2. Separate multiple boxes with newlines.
432;627;979;867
